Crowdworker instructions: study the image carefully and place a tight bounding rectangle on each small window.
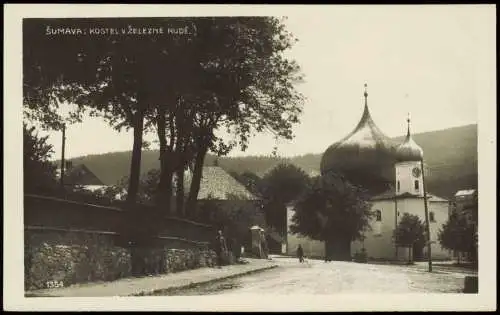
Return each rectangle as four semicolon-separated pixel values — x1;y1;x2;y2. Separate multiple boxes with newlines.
375;210;382;222
397;181;400;192
429;212;435;222
414;180;420;191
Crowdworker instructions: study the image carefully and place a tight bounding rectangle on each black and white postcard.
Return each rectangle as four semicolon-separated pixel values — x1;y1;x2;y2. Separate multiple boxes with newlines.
4;4;496;312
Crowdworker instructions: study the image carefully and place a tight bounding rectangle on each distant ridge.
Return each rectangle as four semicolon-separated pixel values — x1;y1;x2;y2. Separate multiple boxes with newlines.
64;124;477;199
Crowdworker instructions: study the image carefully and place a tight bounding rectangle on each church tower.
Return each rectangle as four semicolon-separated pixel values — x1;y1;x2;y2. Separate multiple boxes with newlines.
395;114;424;196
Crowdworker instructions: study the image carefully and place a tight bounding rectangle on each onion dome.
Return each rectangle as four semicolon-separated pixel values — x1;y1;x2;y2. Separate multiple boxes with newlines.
320;84;398;193
395;114;423;162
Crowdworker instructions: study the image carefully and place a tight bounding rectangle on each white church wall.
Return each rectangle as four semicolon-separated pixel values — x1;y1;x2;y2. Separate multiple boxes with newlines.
351;200;398;260
286;197;451;261
353;198;452;261
286;207;325;259
427;201;453;260
287;233;325;258
397;198;452;260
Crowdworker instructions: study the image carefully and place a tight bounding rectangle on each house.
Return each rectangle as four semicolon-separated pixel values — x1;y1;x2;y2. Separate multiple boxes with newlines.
181;165;264;223
182;165;266;254
182;166;258;201
58;163;125;199
452;189;478;225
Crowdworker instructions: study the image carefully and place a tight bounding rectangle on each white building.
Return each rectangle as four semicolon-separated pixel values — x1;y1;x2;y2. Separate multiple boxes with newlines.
286;85;452;261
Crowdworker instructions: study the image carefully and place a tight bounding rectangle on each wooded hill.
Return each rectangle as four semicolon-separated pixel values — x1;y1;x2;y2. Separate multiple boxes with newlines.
65;124;477;199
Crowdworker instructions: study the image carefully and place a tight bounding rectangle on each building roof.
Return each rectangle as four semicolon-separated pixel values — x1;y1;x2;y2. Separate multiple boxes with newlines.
395;116;424;162
63;164;105;186
320;85;399;193
455;189;477;197
184;166;258;200
371;187;448;202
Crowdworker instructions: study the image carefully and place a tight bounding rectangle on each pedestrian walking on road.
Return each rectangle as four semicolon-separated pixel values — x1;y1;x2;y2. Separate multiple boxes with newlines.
215;230;228;268
297;244;304;263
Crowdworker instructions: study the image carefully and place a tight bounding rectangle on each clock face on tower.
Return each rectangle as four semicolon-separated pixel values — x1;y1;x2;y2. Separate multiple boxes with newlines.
412;167;421;178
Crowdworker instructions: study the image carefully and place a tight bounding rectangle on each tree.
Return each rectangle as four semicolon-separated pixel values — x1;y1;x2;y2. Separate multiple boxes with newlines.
260;163;311;235
438;212;477;264
23;123;58;194
157;17;305;218
393;213;426;263
23;18;193;208
113;169;161;205
290;172;374;261
23;17;305;223
229;171;263;197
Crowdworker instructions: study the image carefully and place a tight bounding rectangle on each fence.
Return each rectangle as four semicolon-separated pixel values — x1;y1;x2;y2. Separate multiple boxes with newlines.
24;194;216;243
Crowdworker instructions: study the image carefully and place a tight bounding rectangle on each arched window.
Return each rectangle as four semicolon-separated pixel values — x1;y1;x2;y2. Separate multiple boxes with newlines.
414;180;420;191
375;210;382;222
429;211;435;222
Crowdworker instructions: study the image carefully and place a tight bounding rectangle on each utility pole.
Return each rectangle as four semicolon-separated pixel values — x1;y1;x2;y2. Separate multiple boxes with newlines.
59;123;66;190
394;192;399;260
420;158;432;272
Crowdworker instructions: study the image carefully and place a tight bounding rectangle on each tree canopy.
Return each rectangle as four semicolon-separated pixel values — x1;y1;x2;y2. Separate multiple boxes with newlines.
23;17;305;216
393;213;426;248
438;211;477;263
290;172;373;244
258;163;311;234
23;123;58;194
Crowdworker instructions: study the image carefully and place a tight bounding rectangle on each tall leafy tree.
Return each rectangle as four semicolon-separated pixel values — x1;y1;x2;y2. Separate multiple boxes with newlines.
438;212;477;264
152;17;305;217
393;213;426;263
260;163;311;235
23;17;305;223
23;18;192;207
290;172;373;261
23;123;58;194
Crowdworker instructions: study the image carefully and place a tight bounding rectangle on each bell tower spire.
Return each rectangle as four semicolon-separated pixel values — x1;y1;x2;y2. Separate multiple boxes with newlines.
359;83;372;124
364;83;368;108
406;112;411;138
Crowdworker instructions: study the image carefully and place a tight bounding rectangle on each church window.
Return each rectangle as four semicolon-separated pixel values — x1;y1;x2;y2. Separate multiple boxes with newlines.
414;180;419;191
430;211;435;222
397;181;400;192
375;210;382;221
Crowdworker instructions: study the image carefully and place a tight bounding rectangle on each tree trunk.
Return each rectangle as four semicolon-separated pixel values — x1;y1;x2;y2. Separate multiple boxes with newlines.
126;110;144;205
156;107;167;208
125;108;145;277
158;157;174;215
408;245;412;263
324;237;351;262
175;167;185;216
185;145;208;218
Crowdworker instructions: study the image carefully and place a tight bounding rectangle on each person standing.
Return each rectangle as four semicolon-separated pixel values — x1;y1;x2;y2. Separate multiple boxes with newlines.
297;244;304;263
215;230;228;268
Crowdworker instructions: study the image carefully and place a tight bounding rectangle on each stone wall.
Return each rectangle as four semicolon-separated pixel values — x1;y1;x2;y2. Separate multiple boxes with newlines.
25;227;218;291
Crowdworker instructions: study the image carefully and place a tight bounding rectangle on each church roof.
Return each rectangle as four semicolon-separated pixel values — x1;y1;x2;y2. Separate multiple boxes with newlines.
320;84;398;193
321;86;397;159
183;166;258;200
395;115;424;162
371;188;448;202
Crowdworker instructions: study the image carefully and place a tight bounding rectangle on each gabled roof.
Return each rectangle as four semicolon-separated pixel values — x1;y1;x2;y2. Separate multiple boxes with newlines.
371;187;448;202
183;166;258;200
63;164;105;186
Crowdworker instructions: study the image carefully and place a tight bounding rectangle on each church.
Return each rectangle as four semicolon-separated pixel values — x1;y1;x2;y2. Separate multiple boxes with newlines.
286;85;452;261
